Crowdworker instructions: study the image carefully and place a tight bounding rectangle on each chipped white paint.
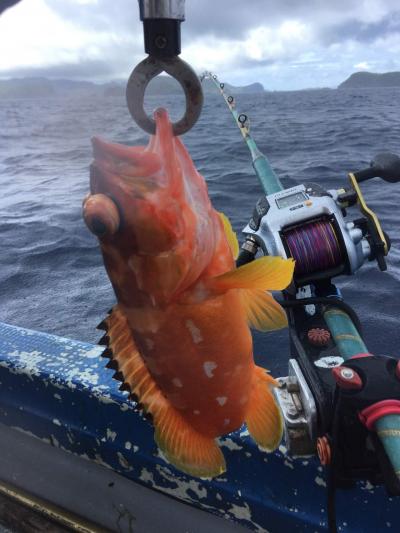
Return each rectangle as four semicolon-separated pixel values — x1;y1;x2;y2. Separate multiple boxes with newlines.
216;396;227;406
226;502;256;527
53;393;61;400
139;467;154;485
240;429;250;438
53;418;62;427
172;377;183;388
203;361;217;378
106;428;117;442
82;346;104;359
219;438;242;451
155;465;208;500
361;480;374;492
6;350;46;380
315;476;327;487
94;454;113;470
279;444;288;455
125;441;132;450
284;460;294;470
133;445;139;453
11;426;51;446
185;319;203;344
117;452;133;471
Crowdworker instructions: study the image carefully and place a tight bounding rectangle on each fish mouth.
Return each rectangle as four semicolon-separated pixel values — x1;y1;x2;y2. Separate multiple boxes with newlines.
91;137;161;181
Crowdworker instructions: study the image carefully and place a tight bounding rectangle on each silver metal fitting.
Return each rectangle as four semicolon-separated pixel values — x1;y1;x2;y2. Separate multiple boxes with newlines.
139;0;185;20
274;359;317;456
241;236;259;254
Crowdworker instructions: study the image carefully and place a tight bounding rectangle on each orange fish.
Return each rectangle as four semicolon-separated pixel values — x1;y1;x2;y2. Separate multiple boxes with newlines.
83;108;294;478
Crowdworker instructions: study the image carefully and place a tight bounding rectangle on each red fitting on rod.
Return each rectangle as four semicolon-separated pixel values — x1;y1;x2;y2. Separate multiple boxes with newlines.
359;399;400;430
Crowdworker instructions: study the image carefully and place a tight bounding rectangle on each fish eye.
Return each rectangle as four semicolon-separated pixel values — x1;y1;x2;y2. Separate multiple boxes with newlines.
83;194;120;237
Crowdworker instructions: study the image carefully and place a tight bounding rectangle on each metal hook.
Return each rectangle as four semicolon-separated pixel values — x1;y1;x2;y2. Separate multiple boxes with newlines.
126;55;203;136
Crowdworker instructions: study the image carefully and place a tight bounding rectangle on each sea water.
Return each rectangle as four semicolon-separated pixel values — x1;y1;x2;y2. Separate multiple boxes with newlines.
1;88;399;375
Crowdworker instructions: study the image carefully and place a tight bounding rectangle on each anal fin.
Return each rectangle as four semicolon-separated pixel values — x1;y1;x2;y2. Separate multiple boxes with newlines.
103;306;226;478
245;366;283;451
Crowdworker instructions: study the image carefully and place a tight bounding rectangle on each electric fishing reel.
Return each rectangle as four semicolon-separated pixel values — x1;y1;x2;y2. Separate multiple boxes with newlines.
242;153;400;285
240;153;400;502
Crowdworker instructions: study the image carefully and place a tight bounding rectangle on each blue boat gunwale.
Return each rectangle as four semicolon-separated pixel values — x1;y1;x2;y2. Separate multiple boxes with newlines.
0;321;398;533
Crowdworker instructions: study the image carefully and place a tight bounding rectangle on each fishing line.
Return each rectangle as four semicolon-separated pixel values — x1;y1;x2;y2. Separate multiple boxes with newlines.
283;219;343;276
200;72;283;194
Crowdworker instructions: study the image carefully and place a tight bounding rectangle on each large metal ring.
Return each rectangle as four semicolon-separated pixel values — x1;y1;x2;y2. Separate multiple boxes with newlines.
126;55;203;136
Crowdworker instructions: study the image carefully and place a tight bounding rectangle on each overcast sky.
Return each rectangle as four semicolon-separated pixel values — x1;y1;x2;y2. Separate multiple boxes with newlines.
1;0;400;90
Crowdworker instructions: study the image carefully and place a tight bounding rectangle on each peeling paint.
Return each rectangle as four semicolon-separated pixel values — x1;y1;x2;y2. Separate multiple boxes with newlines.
315;476;327;487
107;428;117;442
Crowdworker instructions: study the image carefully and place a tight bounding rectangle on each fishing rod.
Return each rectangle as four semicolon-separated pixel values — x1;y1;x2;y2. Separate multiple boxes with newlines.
204;72;400;532
200;72;283;194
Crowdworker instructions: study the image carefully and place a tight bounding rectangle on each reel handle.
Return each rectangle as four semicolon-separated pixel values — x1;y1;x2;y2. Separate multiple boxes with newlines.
354;152;400;183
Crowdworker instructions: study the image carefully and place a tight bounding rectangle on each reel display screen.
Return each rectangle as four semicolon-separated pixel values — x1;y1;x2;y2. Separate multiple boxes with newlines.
276;191;307;209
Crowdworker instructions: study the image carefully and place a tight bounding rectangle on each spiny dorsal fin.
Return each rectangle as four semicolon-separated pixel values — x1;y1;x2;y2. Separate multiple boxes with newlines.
104;306;226;478
211;255;295;291
218;212;239;259
240;289;288;331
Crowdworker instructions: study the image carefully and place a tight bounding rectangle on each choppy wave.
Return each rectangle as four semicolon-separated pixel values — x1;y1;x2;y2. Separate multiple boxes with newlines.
1;88;400;374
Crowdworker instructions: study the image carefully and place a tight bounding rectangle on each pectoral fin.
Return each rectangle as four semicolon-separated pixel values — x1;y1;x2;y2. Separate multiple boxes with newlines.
218;212;239;259
101;306;226;478
211;256;294;291
240;289;288;331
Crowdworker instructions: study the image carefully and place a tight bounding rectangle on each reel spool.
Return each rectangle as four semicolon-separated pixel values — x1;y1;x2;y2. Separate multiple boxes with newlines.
282;217;346;283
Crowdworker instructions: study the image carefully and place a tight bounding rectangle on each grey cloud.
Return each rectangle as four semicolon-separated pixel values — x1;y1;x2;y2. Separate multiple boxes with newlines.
319;12;400;46
0;60;119;80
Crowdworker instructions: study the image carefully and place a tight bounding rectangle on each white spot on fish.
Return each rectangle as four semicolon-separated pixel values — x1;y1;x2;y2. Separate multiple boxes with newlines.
216;396;227;406
145;338;155;350
172;377;183;388
193;410;200;415
185;319;203;344
315;476;327;487
203;361;217;378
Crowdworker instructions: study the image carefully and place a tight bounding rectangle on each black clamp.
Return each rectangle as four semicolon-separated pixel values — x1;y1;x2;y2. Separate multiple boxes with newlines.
330;354;400;494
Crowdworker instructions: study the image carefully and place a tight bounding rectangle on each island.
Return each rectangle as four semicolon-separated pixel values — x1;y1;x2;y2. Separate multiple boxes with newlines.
0;76;265;99
338;71;400;89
